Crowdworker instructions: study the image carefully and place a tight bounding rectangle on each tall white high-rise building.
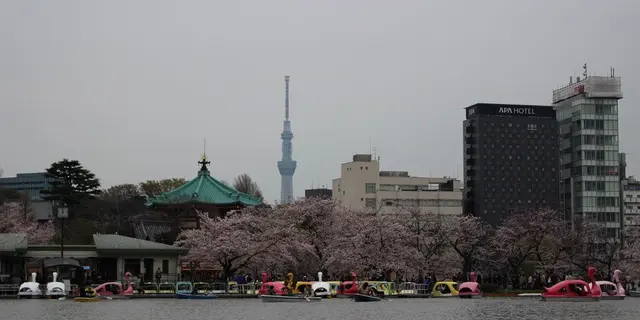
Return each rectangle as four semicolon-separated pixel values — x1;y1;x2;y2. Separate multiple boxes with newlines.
553;68;623;237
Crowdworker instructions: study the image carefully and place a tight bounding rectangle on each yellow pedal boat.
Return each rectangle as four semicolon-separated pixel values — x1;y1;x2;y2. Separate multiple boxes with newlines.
74;297;100;302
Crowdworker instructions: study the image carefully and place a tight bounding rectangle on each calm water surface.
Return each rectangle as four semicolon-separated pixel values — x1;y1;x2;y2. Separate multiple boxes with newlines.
3;298;640;320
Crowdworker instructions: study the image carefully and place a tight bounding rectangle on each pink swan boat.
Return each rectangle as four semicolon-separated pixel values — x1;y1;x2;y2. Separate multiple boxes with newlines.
258;272;288;296
589;269;625;300
542;267;600;302
94;272;134;299
458;271;482;299
340;272;359;295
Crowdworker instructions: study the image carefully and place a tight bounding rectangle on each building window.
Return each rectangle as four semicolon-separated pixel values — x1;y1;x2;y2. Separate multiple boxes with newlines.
365;198;377;208
162;260;169;274
378;184;395;191
365;183;376;193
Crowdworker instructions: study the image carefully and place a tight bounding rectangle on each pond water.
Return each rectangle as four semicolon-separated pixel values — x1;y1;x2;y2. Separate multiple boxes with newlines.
2;297;639;320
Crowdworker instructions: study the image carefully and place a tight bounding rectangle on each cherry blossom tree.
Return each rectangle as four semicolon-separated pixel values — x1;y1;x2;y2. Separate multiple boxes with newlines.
175;206;313;282
621;219;640;277
424;246;463;279
248;203;322;278
277;198;342;269
564;219;623;278
491;208;569;275
0;203;55;244
441;214;491;273
399;207;448;266
325;208;422;279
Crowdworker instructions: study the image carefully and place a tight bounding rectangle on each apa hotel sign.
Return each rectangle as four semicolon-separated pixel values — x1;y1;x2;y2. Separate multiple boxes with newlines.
497;107;535;115
465;103;555;119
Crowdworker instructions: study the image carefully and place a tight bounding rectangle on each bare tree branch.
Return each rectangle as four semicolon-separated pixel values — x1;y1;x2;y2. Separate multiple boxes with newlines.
233;174;263;199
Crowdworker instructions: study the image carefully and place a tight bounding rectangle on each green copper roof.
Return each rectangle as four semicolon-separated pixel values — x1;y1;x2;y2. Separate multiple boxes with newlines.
145;156;262;207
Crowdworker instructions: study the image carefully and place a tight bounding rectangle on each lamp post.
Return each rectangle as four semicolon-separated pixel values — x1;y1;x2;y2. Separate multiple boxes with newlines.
57;205;68;259
189;262;197;283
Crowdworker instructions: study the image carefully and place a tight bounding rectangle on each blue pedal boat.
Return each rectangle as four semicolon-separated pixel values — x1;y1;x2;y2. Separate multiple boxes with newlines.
176;293;217;300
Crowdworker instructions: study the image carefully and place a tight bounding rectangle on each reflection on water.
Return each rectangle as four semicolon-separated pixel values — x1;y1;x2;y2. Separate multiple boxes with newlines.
2;297;640;320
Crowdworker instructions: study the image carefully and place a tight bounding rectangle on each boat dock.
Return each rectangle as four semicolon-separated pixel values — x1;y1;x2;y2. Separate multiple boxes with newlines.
0;283;545;300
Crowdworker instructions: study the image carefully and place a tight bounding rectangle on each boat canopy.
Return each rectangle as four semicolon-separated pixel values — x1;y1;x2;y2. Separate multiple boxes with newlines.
176;282;193;291
44;258;82;269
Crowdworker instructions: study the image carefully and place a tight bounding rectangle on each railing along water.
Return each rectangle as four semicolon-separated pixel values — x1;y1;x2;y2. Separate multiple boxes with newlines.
131;282;260;295
2;281;432;297
0;284;18;296
396;283;431;295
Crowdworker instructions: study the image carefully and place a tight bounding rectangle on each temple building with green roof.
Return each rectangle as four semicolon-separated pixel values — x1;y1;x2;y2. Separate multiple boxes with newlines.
145;155;262;230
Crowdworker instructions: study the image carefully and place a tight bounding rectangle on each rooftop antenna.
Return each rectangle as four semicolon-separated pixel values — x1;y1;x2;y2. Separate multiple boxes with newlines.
611;67;615;77
583;63;588;78
285;76;290;120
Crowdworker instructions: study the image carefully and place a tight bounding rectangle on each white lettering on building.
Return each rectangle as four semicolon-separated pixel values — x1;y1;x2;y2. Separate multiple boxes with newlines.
498;107;536;115
467;108;476;117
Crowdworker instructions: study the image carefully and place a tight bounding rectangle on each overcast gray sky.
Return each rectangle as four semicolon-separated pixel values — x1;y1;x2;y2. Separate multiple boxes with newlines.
1;0;638;203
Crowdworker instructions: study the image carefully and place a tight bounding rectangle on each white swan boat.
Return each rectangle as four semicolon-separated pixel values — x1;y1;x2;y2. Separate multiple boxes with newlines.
18;273;42;298
45;272;66;298
311;272;331;298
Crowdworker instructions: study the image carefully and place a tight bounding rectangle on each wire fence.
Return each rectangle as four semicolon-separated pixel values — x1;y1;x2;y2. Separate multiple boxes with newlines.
0;284;18;296
395;283;431;295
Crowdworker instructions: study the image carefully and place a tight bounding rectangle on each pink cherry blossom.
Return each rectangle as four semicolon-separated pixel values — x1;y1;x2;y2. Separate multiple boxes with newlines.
566;219;624;276
423;246;463;279
0;202;55;244
174;197;640;282
440;214;491;273
621;218;640;277
275;197;342;268
175;206;314;280
324;207;423;279
491;208;569;272
398;208;449;264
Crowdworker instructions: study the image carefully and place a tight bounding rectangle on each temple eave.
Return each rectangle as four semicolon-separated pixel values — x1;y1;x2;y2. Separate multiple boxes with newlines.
147;200;255;209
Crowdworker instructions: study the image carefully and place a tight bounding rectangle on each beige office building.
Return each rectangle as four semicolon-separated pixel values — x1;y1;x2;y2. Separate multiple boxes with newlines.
332;154;463;215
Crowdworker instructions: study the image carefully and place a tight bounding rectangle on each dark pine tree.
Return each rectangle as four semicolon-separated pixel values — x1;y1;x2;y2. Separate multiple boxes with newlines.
41;159;101;210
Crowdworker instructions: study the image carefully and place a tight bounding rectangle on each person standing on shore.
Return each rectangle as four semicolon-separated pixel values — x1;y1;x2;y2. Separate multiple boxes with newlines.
138;273;145;294
155;268;162;286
